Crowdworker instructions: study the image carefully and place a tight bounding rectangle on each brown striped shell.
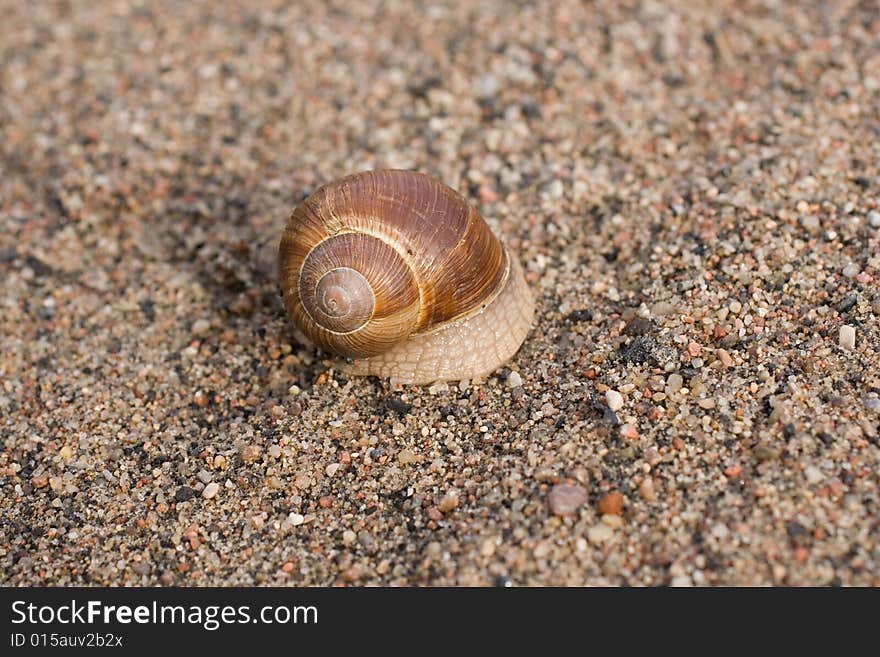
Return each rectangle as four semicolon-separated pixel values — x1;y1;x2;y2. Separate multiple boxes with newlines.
278;170;534;384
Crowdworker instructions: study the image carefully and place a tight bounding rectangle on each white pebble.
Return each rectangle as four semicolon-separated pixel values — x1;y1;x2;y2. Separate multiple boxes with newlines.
804;465;823;484
191;319;211;336
711;523;729;540
475;74;498;99
868;210;880;228
666;373;683;394
202;482;220;499
839;325;856;350
605;390;624;411
507;371;523;388
587;523;614;545
289;513;305;526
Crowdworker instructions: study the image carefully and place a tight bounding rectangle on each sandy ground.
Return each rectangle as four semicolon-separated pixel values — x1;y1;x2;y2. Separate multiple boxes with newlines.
2;0;879;586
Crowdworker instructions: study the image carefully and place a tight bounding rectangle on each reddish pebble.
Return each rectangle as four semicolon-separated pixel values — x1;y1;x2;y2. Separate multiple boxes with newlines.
426;506;443;521
479;184;498;203
724;465;743;478
318;495;333;508
548;483;588;517
597;491;624;516
281;562;295;573
687;341;702;357
620;423;639;439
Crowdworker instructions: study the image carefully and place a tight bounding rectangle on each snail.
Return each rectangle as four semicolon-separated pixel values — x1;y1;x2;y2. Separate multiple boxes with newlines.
278;169;534;385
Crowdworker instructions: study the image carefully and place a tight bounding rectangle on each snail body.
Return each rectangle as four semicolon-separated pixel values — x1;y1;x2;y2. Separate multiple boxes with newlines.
279;170;534;385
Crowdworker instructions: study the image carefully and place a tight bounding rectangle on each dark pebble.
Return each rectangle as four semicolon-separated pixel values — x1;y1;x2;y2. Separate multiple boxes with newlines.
837;293;858;313
174;487;197;502
139;298;156;322
565;309;593;322
624;317;654;336
785;521;808;539
386;397;413;416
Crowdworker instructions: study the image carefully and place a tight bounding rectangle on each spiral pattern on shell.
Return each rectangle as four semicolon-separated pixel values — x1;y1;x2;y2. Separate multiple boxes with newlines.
279;169;534;383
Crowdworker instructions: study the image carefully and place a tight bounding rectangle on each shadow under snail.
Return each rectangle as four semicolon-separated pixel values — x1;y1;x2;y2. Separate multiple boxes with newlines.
278;169;534;385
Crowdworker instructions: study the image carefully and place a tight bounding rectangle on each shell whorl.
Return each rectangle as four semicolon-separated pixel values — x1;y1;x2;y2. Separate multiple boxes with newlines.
279;169;511;359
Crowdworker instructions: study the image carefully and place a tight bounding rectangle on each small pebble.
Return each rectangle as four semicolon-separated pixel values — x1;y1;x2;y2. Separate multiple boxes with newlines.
602;513;624;529
587;523;614;545
191;319;211;336
240;445;261;463
597;491;624;516
620;423;639;439
397;449;417;465
868;210;880;228
507;371;523;388
839;325;856;350
358;530;375;550
202;482;220;499
438;490;459;512
386;397;413;415
131;562;151;576
289;513;305;526
605;390;624;411
804;466;823;484
548;483;588;517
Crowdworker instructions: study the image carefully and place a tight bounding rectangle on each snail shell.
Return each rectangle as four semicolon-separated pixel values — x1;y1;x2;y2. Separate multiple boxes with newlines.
278;169;534;385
